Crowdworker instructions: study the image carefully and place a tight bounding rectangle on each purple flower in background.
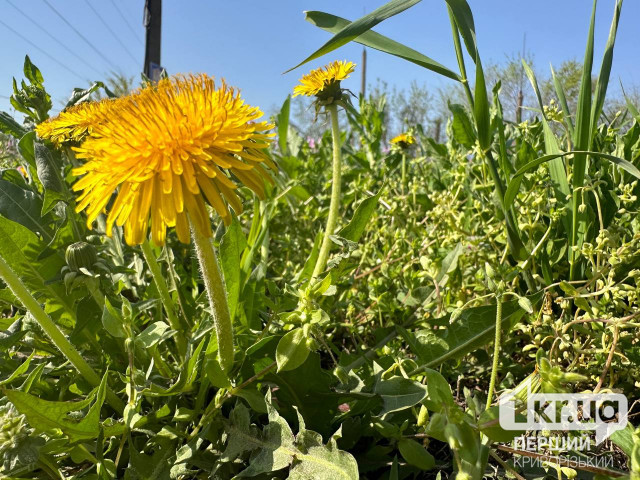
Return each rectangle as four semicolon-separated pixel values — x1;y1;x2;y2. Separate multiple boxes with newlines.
307;137;317;149
382;145;391;154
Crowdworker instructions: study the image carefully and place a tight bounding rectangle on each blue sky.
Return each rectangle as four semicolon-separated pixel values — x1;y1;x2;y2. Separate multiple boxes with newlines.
1;1;639;119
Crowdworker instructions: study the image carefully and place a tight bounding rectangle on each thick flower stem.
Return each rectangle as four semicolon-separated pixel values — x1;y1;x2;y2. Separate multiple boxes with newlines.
191;223;234;372
140;241;187;360
0;255;124;413
485;297;503;410
311;103;342;281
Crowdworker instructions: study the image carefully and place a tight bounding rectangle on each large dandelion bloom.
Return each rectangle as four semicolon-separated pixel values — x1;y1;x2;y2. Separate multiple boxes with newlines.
293;61;355;100
65;74;274;246
36;99;121;146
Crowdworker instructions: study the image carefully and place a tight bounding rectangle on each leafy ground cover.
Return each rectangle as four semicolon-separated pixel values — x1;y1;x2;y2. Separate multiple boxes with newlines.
1;0;640;479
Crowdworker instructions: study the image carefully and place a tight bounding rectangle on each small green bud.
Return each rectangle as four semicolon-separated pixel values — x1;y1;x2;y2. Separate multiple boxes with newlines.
65;242;98;272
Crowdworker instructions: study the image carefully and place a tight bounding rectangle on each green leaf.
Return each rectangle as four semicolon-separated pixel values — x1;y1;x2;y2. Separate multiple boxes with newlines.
277;95;291;155
0;216;71;317
339;188;382;243
0;350;34;386
0;111;27;139
287;0;422;72
590;0;622;131
305;11;459;81
34;143;66;215
4;372;108;443
398;438;435;470
423;368;454;412
23;55;44;86
220;219;247;321
444;0;477;61
478;406;525;443
18;131;36;170
135;321;170;348
374;376;427;414
403;293;542;369
504;150;640;208
0;178;51;241
276;328;311;372
102;298;126;338
449;103;476;149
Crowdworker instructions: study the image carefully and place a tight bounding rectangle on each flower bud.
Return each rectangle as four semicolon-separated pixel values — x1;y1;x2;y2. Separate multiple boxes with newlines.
65;242;98;272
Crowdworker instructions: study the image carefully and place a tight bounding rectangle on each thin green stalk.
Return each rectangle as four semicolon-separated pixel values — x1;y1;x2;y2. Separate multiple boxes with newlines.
486;297;503;410
191;223;234;372
0;254;124;413
447;6;474;109
312;103;342;281
141;240;187;359
401;152;407;195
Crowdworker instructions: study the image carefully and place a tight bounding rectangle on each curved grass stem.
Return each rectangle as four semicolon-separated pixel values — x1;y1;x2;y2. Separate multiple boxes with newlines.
191;223;234;372
311;103;342;281
0;254;124;413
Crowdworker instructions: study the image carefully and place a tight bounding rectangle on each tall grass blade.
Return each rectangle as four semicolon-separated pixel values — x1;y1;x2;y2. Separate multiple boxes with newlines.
522;61;571;234
305;11;460;81
570;0;597;280
286;0;422;73
550;64;575;137
590;0;623;129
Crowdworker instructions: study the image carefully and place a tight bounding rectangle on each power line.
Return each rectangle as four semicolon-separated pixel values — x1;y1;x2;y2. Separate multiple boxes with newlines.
83;0;139;68
0;17;86;82
5;0;103;77
41;0;120;72
108;0;144;47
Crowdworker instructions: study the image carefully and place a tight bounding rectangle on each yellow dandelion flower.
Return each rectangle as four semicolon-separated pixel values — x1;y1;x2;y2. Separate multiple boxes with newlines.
35;99;121;146
293;61;355;100
390;133;415;148
71;74;275;246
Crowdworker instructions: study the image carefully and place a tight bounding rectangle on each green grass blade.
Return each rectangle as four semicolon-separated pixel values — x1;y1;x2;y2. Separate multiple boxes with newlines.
504;150;640;207
521;61;570;233
590;0;623;129
570;0;597;280
550;64;575;137
443;0;478;61
286;0;422;73
305;11;460;81
277;95;291;155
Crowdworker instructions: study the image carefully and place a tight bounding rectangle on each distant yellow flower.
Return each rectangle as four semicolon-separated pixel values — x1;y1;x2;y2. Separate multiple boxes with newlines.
390;133;415;149
71;74;275;246
36;99;121;146
293;61;355;100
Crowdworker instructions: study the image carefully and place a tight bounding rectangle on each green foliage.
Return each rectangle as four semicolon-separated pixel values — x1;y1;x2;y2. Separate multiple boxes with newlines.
1;6;640;479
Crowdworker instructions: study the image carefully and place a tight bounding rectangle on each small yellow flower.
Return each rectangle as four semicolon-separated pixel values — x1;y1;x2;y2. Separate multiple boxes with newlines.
390;133;415;149
67;74;275;246
36;99;121;146
293;61;355;101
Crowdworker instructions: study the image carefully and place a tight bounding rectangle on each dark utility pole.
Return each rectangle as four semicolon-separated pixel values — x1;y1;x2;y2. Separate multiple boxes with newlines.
143;0;162;80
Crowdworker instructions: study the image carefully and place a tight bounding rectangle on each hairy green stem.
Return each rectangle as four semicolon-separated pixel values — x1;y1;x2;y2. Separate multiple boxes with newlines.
486;297;503;410
141;240;187;360
0;254;124;412
311;103;342;280
191;223;234;372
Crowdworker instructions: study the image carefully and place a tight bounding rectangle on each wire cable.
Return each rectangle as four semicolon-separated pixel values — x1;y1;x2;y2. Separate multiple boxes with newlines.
41;0;120;72
108;0;144;47
0;17;87;82
83;0;139;68
5;0;103;76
